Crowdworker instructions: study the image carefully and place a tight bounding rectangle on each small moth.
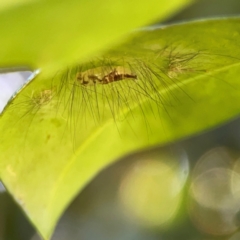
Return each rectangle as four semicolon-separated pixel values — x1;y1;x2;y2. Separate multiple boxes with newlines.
76;66;137;86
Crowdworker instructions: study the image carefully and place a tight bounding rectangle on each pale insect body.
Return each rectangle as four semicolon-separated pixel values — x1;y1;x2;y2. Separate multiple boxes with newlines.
167;52;199;79
76;66;137;86
31;89;53;107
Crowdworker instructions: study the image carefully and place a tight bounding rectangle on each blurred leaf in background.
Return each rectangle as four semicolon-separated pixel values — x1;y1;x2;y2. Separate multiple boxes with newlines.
0;0;192;78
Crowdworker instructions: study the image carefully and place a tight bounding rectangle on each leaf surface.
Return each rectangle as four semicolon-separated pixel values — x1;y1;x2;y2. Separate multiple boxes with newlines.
1;18;240;239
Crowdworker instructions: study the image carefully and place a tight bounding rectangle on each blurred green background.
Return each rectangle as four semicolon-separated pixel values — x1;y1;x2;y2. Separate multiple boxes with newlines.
2;0;240;239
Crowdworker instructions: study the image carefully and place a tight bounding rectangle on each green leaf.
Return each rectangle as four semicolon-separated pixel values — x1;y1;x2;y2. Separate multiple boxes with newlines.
2;17;240;239
0;0;192;78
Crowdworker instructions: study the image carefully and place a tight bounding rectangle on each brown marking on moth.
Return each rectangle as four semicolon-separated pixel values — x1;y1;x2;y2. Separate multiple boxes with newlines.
76;66;137;86
102;69;137;84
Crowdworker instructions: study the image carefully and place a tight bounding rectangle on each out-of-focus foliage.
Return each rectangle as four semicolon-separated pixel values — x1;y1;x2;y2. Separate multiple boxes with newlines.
0;0;192;79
